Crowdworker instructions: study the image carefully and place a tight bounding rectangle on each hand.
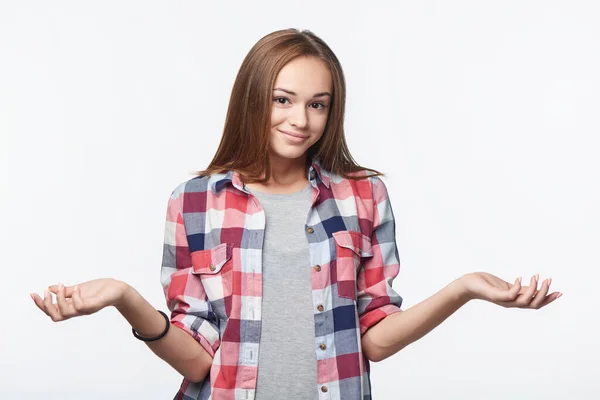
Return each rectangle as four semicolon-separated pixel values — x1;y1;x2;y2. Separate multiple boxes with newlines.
460;272;562;309
30;278;129;322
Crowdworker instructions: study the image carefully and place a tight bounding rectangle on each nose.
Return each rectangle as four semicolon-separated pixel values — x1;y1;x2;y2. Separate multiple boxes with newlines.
288;104;308;129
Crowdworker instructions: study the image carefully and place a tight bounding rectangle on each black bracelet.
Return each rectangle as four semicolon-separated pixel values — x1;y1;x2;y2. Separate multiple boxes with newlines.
132;310;170;342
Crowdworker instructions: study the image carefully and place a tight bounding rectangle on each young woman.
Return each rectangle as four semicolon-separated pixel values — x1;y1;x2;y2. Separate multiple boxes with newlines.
31;28;561;400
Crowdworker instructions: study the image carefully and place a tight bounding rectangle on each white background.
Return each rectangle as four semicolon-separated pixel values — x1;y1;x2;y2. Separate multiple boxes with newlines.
1;1;598;399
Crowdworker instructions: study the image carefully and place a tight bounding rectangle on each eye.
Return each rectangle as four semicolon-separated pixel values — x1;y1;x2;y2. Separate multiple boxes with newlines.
273;97;327;110
273;97;289;105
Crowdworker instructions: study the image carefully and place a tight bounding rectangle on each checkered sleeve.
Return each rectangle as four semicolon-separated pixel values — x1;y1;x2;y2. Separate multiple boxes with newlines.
159;183;221;358
357;175;404;335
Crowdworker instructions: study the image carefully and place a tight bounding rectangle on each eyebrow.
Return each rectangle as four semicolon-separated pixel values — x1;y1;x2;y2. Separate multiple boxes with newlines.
273;87;331;98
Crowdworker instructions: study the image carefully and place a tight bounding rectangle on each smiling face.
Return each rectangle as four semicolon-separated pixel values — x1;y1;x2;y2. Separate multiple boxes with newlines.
269;56;333;164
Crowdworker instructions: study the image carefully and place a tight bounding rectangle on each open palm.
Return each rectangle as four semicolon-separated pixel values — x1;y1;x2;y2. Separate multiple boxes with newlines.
462;272;562;309
31;278;127;322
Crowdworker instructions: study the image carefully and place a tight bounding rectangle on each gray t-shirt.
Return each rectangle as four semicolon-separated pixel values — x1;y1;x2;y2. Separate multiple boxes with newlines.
248;182;317;399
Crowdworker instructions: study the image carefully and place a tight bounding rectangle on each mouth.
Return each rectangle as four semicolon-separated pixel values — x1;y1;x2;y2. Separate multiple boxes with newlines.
279;129;309;139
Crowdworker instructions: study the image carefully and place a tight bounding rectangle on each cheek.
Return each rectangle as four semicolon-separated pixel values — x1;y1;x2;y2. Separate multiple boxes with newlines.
311;132;325;145
311;114;328;136
316;114;328;130
270;108;285;127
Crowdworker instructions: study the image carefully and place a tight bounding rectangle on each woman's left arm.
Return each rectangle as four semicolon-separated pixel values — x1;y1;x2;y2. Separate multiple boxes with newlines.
361;272;561;362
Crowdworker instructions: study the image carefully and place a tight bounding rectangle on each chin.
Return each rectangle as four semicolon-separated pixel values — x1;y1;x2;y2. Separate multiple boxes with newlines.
270;145;309;160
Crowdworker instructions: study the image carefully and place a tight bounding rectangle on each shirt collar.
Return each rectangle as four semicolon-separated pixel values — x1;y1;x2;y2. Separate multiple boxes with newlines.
208;158;330;195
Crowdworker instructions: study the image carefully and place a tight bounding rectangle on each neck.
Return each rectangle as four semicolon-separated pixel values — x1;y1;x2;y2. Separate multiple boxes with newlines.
265;153;309;185
244;153;311;194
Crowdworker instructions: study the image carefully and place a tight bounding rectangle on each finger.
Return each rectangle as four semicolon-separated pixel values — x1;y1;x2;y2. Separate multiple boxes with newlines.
516;274;539;307
31;293;51;316
43;290;63;322
72;285;86;314
48;284;75;298
537;291;563;308
56;283;73;318
530;278;551;309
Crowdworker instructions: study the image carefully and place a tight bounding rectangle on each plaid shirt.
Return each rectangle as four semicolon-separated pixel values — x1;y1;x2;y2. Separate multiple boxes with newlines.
160;159;403;400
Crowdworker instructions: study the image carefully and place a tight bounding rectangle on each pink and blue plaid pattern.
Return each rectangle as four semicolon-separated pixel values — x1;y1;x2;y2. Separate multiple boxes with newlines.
160;159;403;400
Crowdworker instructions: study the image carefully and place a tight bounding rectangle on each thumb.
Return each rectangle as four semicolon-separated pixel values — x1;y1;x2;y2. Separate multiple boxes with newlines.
493;277;522;302
487;277;521;303
72;285;86;313
505;277;522;301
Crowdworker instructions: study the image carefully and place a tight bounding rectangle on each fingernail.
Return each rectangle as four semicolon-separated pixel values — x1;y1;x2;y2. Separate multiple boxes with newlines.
30;293;35;300
74;285;79;293
556;292;563;299
58;283;64;291
548;278;552;286
535;273;539;281
44;290;50;298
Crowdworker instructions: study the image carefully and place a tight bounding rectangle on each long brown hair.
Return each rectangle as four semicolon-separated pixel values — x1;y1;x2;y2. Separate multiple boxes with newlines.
195;28;383;183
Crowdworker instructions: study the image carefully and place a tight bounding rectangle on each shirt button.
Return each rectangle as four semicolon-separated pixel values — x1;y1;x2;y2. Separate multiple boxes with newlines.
317;304;324;312
321;385;328;393
319;343;327;350
310;170;316;179
314;265;321;272
307;226;314;234
209;264;216;271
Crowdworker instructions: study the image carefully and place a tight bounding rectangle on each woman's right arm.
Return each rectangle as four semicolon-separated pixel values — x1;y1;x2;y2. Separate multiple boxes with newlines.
33;183;218;382
33;278;212;383
116;283;213;383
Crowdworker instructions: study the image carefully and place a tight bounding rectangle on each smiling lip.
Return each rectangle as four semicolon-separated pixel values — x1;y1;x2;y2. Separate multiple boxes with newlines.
279;129;308;139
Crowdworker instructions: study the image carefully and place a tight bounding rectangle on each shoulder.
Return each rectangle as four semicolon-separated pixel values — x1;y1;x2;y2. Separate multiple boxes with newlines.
169;175;208;198
328;168;389;199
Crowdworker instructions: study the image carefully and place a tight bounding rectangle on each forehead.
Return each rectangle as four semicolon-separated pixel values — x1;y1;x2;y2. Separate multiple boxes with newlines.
274;56;332;93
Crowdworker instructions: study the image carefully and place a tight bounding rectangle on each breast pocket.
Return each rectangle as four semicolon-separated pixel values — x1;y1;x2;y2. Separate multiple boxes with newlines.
332;230;373;300
190;242;233;320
